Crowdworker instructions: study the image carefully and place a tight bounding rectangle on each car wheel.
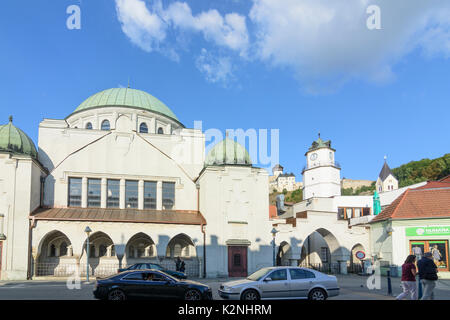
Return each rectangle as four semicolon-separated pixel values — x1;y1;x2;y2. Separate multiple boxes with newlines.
108;289;127;301
241;289;260;301
308;288;327;301
184;289;202;301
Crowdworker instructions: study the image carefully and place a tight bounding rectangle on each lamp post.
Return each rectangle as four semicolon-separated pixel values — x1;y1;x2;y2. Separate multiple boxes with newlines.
84;226;92;283
271;228;278;266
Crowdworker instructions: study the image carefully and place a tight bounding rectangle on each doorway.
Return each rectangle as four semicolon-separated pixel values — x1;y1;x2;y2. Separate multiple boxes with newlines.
228;246;247;277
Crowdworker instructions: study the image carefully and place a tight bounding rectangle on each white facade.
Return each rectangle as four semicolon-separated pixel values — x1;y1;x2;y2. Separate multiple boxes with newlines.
0;88;273;280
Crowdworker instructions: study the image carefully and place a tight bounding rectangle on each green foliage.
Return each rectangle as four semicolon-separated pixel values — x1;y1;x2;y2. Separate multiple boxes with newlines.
282;188;288;195
285;189;303;203
392;153;450;187
341;181;376;196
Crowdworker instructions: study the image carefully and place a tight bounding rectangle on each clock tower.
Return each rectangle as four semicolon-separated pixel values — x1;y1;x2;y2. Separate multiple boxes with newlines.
302;134;341;199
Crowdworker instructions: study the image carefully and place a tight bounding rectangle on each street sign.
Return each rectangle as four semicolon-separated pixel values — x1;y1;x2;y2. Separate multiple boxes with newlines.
355;251;366;260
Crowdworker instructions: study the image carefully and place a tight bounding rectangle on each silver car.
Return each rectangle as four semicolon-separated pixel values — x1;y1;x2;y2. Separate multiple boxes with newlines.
218;266;339;300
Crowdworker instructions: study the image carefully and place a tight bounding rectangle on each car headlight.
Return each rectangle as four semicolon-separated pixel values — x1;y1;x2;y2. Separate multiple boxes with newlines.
221;286;233;292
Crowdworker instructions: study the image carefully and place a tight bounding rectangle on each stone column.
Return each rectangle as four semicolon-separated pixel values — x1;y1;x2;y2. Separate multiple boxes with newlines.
101;178;107;208
339;260;348;274
138;180;144;210
156;181;162;210
150;117;156;134
120;179;126;209
81;177;88;208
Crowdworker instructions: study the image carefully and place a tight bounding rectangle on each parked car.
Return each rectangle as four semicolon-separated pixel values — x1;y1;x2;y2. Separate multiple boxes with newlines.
218;266;339;300
118;263;187;279
94;269;212;300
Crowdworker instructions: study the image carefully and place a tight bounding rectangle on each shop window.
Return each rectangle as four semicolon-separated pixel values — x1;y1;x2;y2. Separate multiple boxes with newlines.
410;240;448;271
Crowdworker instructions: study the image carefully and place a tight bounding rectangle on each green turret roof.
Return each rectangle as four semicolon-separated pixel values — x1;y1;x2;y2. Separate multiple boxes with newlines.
205;138;252;167
0;116;37;159
306;133;335;154
69;88;182;125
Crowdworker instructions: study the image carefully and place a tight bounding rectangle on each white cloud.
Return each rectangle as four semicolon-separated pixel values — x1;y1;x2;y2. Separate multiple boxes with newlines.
116;0;450;91
115;0;167;52
195;49;235;85
115;0;249;57
249;0;450;91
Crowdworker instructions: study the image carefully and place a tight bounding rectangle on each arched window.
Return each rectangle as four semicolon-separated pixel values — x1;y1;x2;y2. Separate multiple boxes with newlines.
85;122;93;130
129;246;135;258
60;242;68;256
157;127;164;134
101;120;110;131
50;244;56;257
139;122;148;133
99;244;107;257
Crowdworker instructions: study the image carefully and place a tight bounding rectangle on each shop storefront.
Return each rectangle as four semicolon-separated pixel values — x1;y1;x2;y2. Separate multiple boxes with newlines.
369;179;450;279
407;226;450;272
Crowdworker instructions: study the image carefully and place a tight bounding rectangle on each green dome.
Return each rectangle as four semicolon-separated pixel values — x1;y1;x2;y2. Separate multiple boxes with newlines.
69;88;181;124
205;138;252;167
0;116;37;159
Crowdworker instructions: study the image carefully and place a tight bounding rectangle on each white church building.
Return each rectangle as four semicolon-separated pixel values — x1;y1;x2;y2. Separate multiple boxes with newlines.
0;88;273;280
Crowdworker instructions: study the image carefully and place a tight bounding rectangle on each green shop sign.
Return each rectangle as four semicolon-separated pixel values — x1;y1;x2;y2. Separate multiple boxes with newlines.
406;226;450;237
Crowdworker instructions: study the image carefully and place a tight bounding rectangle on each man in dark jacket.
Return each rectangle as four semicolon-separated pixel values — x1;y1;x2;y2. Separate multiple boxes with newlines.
417;252;438;300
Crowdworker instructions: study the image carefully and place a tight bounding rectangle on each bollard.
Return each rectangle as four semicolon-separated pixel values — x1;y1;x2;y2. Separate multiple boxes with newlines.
418;278;423;299
387;270;392;295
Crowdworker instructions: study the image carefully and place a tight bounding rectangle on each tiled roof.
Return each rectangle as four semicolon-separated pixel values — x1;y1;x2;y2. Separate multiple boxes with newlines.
439;175;450;183
31;207;207;225
371;180;450;222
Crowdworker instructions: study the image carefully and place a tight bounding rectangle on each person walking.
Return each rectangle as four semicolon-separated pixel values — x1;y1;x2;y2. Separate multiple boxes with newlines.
175;257;181;272
417;252;439;300
179;258;186;273
396;255;417;300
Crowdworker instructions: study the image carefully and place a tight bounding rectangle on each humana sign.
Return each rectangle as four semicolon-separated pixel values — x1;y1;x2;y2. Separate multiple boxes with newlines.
405;226;450;237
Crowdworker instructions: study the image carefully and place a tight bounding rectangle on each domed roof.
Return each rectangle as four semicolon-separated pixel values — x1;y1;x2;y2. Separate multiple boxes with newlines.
205;138;252;167
0;116;37;159
69;88;181;124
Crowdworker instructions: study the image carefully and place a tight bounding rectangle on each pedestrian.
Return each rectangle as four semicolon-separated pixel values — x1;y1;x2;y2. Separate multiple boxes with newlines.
417;252;439;300
396;255;417;300
180;258;186;273
175;256;181;272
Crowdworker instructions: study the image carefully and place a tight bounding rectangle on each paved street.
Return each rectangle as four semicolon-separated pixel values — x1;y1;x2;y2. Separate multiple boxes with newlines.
0;274;449;300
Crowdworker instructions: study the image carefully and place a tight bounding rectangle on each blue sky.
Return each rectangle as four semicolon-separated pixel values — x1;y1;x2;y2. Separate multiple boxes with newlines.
0;0;449;180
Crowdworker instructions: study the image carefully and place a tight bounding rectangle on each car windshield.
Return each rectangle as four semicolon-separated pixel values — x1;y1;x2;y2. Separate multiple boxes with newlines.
247;267;272;281
150;264;163;270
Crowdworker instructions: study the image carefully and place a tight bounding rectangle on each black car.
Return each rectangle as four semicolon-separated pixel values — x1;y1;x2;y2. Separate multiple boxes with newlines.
94;269;212;300
118;263;187;279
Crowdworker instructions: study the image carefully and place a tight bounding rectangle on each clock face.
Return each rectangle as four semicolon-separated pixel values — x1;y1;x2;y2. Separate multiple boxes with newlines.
310;153;317;161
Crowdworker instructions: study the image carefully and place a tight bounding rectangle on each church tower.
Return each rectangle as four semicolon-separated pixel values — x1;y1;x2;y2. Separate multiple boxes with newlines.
302;134;341;199
376;156;398;193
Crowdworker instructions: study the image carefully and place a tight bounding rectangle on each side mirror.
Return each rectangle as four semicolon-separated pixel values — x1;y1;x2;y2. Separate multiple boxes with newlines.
263;277;272;282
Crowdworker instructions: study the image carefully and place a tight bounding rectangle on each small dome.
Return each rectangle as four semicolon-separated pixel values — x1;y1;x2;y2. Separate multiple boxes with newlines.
69;88;182;125
205;138;252;167
0;116;37;159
